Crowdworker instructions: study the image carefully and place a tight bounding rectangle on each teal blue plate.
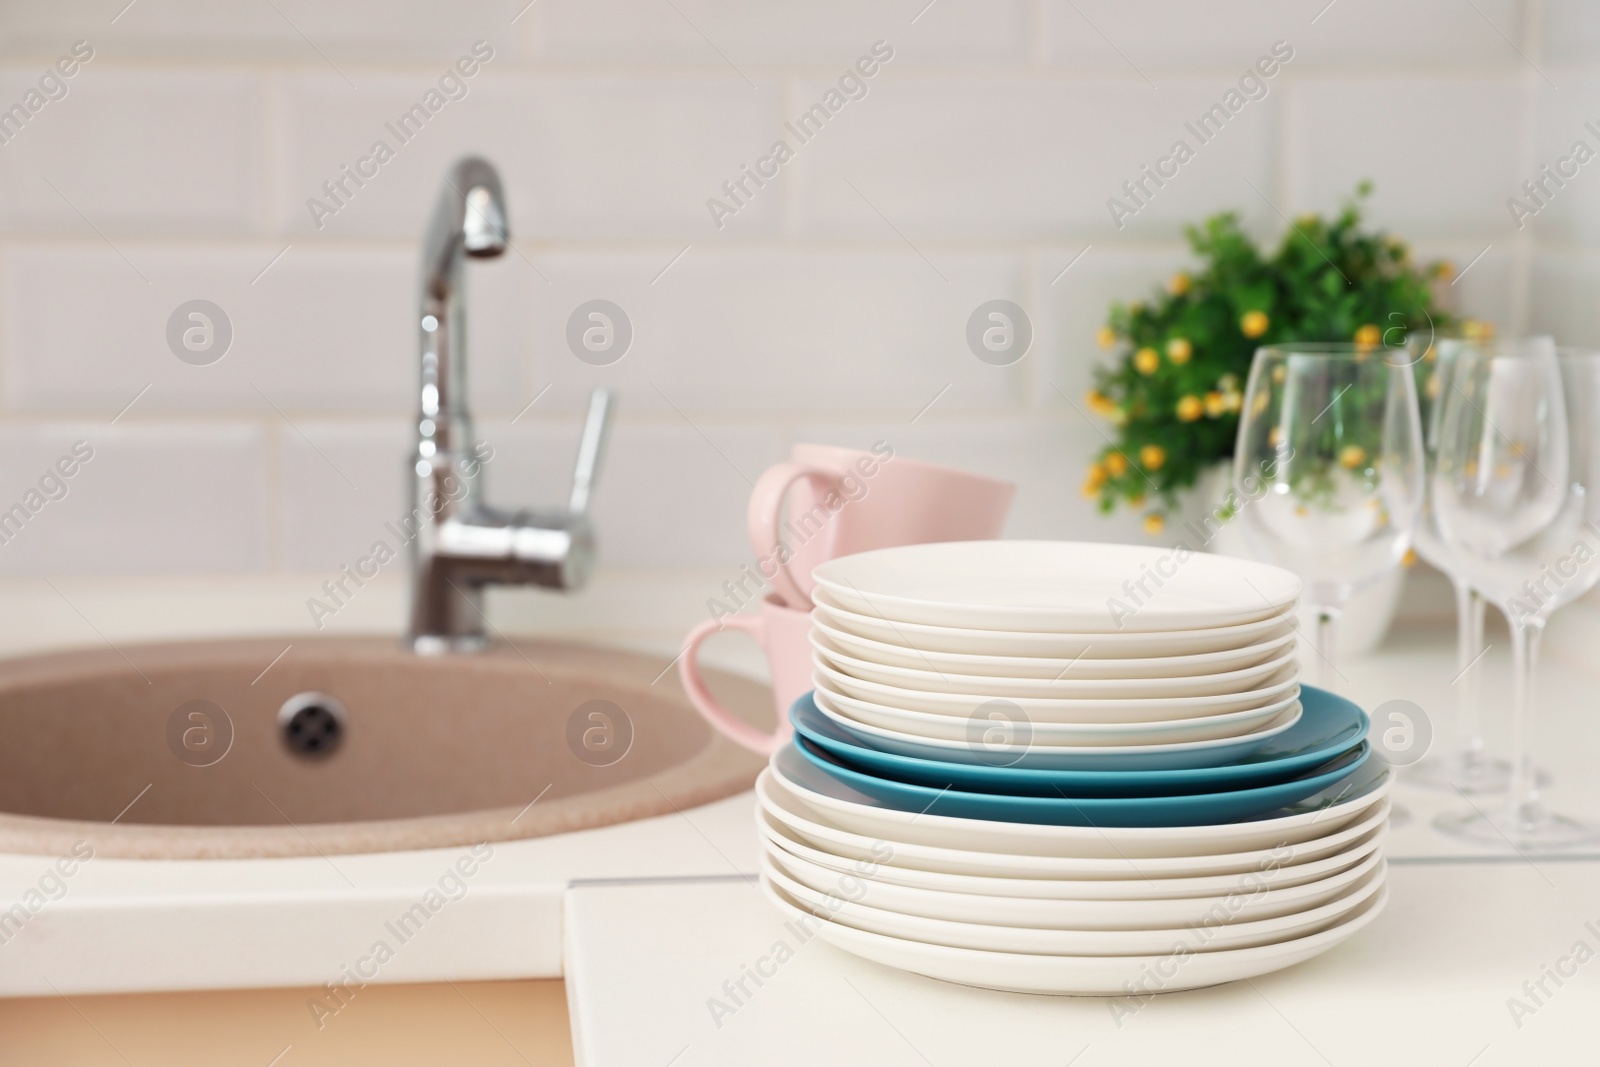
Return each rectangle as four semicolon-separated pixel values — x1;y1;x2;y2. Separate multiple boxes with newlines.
790;735;1372;828
791;687;1368;798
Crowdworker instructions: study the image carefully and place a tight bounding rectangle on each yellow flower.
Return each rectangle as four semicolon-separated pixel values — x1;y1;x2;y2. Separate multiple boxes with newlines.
1271;364;1286;384
1402;547;1418;568
1354;324;1381;347
1176;395;1203;422
1143;513;1166;536
1085;390;1119;417
1225;390;1242;413
1252;391;1270;415
1426;374;1442;399
1081;479;1101;499
1085;462;1107;489
1128;494;1146;508
1463;319;1496;341
1204;391;1227;418
1240;310;1269;338
1134;347;1160;375
1096;325;1117;349
1169;273;1190;296
1423;345;1437;363
1140;444;1166;470
1339;444;1367;469
1166;337;1193;365
1268;426;1283;447
1434;261;1455;282
1105;451;1128;476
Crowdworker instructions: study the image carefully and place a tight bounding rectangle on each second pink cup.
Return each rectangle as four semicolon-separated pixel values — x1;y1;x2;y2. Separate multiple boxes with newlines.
678;594;812;755
747;442;1015;609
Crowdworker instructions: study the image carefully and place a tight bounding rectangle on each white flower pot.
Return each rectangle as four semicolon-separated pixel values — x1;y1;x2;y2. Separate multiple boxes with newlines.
1186;465;1405;660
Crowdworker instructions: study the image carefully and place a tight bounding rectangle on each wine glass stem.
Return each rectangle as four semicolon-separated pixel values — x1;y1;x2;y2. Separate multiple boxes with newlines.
1452;580;1488;768
1508;615;1547;831
1315;608;1338;689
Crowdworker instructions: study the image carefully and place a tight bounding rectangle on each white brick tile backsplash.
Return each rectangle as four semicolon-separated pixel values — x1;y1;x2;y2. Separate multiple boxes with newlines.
0;1;531;62
529;0;1029;66
1;243;527;415
1286;77;1524;239
1033;244;1192;403
520;248;1026;415
1043;0;1524;71
1542;1;1600;66
0;423;268;574
793;77;1276;240
0;66;263;235
1530;248;1600;348
274;70;783;240
1528;74;1600;245
279;420;412;571
0;1;1583;581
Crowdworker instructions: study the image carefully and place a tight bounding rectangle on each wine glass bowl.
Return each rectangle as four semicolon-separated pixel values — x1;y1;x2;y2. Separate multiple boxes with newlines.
1233;343;1425;682
1430;342;1600;849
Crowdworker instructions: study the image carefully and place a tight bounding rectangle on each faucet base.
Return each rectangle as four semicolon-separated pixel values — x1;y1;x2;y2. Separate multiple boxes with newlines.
410;633;491;656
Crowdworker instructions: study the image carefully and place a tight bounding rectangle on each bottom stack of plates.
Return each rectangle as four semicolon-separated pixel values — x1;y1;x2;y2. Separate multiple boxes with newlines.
756;739;1390;996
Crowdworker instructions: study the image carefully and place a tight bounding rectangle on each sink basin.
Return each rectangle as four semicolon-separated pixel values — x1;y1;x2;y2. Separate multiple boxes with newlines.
0;636;768;859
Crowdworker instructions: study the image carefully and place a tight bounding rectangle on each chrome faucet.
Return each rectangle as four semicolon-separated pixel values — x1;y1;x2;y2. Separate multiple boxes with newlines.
408;156;613;654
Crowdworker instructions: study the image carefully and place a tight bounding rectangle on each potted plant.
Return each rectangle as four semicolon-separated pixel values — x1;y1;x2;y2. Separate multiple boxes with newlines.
1082;184;1485;654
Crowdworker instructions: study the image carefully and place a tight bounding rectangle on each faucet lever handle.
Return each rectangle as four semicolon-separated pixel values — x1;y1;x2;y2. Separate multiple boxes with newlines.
568;387;614;516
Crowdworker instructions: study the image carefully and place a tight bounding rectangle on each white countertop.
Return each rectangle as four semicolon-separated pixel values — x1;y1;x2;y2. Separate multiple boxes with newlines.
565;865;1600;1066
4;571;1600;1065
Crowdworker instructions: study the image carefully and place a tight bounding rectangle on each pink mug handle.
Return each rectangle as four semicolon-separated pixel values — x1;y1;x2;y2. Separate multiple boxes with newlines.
747;461;842;609
678;615;793;755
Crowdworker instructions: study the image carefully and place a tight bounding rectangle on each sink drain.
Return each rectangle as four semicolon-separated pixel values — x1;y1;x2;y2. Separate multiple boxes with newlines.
278;692;347;759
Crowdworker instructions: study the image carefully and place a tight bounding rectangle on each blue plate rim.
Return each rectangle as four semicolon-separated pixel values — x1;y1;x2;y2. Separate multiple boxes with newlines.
792;731;1372;814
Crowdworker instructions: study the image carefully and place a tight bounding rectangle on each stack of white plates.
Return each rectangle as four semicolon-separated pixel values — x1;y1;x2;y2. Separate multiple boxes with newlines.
755;541;1388;995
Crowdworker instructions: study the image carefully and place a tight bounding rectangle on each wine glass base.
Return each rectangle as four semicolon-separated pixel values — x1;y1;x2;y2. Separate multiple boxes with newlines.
1404;753;1518;795
1433;806;1600;852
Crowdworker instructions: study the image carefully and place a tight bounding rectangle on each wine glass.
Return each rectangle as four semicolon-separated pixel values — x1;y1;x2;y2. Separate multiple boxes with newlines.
1233;343;1425;685
1431;341;1600;849
1407;339;1513;794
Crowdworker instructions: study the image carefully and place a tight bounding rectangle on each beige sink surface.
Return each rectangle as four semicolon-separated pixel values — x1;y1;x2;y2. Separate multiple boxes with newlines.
0;636;767;859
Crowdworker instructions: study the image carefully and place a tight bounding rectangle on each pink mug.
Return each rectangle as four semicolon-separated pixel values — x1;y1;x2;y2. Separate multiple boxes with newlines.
748;442;1015;609
679;595;812;755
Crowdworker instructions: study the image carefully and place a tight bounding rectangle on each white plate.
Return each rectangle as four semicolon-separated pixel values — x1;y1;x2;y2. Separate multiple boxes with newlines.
812;689;1304;766
759;809;1388;899
815;677;1302;744
765;751;1391;859
758;775;1392;880
814;660;1302;722
815;601;1299;659
764;855;1384;955
812;541;1301;633
812;618;1298;680
766;836;1384;931
813;633;1298;699
761;878;1389;995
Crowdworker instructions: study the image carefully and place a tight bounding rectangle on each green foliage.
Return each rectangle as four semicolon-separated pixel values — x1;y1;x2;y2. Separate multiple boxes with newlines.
1083;185;1467;526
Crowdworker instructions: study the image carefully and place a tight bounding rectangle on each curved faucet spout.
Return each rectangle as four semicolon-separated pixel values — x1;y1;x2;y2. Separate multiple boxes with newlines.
423;156;507;297
408;157;614;655
418;157;505;463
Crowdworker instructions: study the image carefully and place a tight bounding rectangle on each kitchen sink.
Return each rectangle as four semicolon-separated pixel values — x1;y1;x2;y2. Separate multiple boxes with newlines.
0;636;767;860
